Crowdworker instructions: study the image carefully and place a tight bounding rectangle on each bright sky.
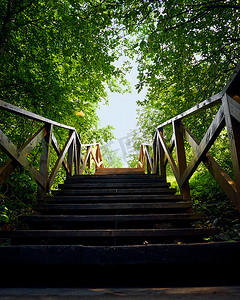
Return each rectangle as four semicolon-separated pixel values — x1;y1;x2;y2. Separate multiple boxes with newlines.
97;58;147;165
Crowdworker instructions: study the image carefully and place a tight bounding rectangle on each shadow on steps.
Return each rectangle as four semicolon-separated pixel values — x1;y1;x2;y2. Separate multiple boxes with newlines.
1;262;240;288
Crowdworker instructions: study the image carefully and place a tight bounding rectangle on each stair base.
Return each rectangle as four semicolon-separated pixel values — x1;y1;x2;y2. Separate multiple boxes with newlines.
1;242;240;287
0;242;239;265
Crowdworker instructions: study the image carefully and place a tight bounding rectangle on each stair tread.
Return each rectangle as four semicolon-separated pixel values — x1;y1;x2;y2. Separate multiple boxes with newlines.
65;178;166;184
59;182;170;189
2;171;219;247
53;188;177;195
0;227;218;238
34;201;192;210
47;194;183;203
69;174;166;180
20;213;201;222
95;168;145;175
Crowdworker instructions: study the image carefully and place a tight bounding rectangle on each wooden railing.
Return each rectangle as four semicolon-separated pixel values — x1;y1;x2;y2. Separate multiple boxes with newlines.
0;101;103;199
80;143;104;174
139;64;240;211
138;144;154;174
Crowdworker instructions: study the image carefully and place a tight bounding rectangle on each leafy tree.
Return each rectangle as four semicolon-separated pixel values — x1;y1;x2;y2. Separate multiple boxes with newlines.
0;0;130;226
0;0;131;142
121;0;240;166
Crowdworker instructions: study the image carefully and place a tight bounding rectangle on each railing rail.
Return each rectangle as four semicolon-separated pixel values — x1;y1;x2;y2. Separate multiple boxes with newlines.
0;100;103;199
139;64;240;211
80;143;104;174
138;144;154;174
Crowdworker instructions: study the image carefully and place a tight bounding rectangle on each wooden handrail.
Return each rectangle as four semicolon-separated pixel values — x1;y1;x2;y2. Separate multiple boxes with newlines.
138;144;154;174
0;100;75;131
139;64;240;211
80;143;104;174
0;101;103;199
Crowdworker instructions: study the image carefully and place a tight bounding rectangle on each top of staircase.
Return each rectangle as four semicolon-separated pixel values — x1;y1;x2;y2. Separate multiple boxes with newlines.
95;168;145;175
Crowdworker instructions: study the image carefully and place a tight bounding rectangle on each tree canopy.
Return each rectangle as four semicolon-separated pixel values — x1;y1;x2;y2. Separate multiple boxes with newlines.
0;0;131;145
1;0;240;138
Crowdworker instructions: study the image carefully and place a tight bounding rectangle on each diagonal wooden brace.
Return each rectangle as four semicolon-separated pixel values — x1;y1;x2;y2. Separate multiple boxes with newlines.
0;128;46;187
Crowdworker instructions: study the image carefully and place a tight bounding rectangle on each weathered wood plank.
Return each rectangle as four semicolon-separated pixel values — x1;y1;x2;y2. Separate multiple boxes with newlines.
79;146;92;174
34;201;193;211
0;126;46;184
45;194;184;203
0;129;46;187
38;124;53;197
163;134;175;167
67;132;74;176
156;130;179;182
157;92;223;129
95;168;145;175
0;100;75;130
59;182;170;189
180;105;225;186
153;133;159;174
173;120;190;200
56;187;176;196
48;131;75;189
0;228;219;239
181;122;237;203
20;213;201;223
51;132;70;174
222;94;240;209
228;95;240;124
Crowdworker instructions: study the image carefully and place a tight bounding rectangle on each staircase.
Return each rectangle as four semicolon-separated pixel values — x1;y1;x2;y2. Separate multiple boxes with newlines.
0;169;217;246
1;168;240;286
1;67;240;286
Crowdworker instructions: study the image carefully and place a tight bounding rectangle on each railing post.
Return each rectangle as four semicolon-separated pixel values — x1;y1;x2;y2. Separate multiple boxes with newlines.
37;123;53;199
76;134;81;175
86;145;91;169
153;134;159;175
146;145;151;174
223;94;240;209
95;143;103;170
158;128;166;180
67;130;74;176
142;145;146;173
173;120;191;200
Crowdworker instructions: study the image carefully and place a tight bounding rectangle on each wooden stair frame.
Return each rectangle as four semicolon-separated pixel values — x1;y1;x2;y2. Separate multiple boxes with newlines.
0;172;218;246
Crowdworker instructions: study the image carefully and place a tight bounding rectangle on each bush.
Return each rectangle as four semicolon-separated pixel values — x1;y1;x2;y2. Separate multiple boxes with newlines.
0;168;37;229
190;167;240;241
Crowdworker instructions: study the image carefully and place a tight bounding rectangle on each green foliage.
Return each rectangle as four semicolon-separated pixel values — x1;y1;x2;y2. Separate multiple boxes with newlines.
190;166;240;241
122;0;240;240
0;0;131;228
0;205;8;223
0;168;37;228
83;166;96;176
101;144;123;168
